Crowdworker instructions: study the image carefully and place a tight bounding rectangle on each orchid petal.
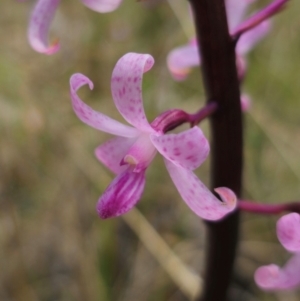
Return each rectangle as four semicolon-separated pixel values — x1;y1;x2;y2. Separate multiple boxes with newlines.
236;20;271;55
70;73;139;137
28;0;61;54
81;0;123;12
151;127;209;170
111;53;155;133
164;160;237;220
226;0;256;30
95;136;137;175
122;134;157;173
97;169;146;219
167;41;200;81
255;253;300;290
277;213;300;252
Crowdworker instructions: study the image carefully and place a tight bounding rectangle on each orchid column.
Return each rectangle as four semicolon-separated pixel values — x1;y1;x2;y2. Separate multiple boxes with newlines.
188;1;243;301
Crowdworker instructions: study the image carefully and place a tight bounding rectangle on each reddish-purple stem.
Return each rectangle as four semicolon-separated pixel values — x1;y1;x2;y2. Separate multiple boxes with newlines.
239;200;300;215
190;102;218;126
232;0;289;39
151;101;218;133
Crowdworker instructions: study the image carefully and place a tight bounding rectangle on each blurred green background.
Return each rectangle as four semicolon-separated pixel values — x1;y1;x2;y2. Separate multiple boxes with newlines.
1;0;300;300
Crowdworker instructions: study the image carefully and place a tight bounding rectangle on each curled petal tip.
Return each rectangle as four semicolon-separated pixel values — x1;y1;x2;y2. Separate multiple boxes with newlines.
164;161;237;221
254;264;280;290
143;55;155;73
277;213;300;252
29;36;60;55
70;72;138;137
214;187;237;210
70;73;94;91
28;0;61;54
42;39;60;55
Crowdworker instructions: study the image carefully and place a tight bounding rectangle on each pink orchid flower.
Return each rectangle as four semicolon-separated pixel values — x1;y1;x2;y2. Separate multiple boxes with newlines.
167;0;270;81
70;52;237;219
255;213;300;290
28;0;123;54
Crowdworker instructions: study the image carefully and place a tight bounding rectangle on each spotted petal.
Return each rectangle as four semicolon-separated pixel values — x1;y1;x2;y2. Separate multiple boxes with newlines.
167;41;199;81
28;0;61;54
70;73;139;137
255;253;300;290
236;20;271;55
81;0;123;12
97;169;146;219
151;127;209;170
95;136;137;174
111;53;155;132
165;160;237;220
277;213;300;252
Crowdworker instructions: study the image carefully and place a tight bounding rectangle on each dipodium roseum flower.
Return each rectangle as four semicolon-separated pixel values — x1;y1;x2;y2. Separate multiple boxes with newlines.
28;0;123;54
70;52;237;219
167;0;270;80
255;213;300;290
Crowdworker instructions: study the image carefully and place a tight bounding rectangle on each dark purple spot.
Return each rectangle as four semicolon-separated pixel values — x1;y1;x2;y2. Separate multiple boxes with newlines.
173;147;181;156
187;141;195;149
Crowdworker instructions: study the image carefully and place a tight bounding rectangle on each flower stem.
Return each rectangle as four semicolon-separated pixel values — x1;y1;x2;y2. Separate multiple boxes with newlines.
189;1;243;301
190;102;218;126
151;101;218;134
232;0;289;39
239;200;300;215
